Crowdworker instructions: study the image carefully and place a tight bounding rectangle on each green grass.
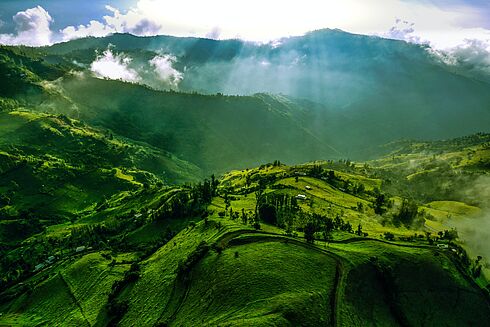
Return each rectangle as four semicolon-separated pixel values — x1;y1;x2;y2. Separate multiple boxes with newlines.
172;241;337;326
0;252;129;326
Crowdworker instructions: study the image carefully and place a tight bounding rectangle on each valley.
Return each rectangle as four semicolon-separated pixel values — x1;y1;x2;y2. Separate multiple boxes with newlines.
0;28;489;326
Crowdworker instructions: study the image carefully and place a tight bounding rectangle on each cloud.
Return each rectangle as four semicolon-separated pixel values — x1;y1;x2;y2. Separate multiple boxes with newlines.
61;5;163;41
149;55;183;88
206;27;222;40
382;19;427;45
0;6;53;46
90;48;141;83
447;39;490;74
451;176;490;262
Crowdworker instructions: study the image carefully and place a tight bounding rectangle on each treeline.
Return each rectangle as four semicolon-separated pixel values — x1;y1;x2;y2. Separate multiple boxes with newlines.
0;175;219;294
152;176;218;221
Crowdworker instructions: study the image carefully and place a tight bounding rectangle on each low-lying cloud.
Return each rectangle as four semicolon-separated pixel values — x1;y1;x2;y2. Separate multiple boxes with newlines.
447;39;490;74
90;48;141;83
87;48;184;89
149;55;183;88
451;176;490;264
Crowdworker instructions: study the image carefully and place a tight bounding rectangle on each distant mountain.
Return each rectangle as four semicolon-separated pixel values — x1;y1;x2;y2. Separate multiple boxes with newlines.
2;29;490;170
40;30;490;155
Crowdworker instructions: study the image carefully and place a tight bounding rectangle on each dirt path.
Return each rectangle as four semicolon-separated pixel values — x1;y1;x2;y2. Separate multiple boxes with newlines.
59;272;91;327
162;227;442;327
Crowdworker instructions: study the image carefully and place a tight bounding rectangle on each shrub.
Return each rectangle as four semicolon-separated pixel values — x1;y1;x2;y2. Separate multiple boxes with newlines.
384;232;395;241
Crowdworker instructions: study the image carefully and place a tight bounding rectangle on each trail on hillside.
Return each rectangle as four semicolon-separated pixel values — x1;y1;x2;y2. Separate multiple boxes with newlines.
59;272;91;327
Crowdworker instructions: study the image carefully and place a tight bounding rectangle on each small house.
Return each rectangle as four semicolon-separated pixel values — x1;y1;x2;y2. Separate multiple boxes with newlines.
305;186;312;190
76;246;86;253
34;263;45;272
296;194;307;200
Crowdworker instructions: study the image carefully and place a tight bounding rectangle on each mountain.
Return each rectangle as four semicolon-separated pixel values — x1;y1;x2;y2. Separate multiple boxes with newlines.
40;30;490;154
1;29;490;326
3;29;490;169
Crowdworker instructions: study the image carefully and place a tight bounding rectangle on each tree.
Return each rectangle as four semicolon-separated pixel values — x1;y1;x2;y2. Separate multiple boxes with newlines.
384;232;395;241
374;194;386;215
258;203;277;225
356;223;363;236
304;223;316;243
443;229;458;241
394;199;418;227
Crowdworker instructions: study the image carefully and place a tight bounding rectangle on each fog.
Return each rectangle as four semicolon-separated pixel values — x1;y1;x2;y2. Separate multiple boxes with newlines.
451;176;490;262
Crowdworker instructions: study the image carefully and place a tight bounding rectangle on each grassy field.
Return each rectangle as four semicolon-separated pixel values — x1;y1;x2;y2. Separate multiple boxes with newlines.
0;252;129;326
1;140;489;326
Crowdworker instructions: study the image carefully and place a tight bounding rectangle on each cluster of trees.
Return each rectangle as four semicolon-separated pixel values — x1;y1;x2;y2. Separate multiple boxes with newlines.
106;262;141;325
303;213;354;243
393;199;420;227
153;176;218;221
256;192;300;228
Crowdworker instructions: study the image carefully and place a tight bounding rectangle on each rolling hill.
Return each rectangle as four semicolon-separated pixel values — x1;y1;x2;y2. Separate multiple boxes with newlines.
1;28;490;326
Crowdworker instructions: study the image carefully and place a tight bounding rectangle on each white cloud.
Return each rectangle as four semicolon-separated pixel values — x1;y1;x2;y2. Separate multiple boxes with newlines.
382;19;427;45
431;38;490;76
1;1;490;52
0;6;53;46
61;4;163;41
450;39;490;72
149;55;183;88
90;48;141;83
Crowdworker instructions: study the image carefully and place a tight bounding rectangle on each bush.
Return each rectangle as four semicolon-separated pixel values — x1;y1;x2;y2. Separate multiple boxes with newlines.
384;232;395;241
107;300;129;325
178;241;210;275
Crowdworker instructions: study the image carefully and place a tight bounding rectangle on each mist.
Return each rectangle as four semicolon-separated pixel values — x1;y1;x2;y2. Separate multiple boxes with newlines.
90;48;141;83
451;176;490;263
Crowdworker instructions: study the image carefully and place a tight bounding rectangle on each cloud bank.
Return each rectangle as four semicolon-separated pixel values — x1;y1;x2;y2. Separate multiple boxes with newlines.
149;55;183;88
90;48;141;83
0;1;489;48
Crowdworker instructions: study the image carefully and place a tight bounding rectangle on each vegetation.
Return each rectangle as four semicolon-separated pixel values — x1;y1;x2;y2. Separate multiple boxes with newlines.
0;34;489;326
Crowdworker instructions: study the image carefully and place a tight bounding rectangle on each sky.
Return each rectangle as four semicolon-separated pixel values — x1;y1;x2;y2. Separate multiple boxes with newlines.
0;0;489;51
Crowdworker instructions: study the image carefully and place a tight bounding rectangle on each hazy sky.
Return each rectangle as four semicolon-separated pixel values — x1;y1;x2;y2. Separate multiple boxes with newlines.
0;0;489;49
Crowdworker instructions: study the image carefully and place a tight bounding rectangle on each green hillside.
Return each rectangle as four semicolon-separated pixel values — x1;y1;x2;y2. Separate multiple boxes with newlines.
1;150;489;325
2;215;488;326
0;109;201;246
1;31;490;326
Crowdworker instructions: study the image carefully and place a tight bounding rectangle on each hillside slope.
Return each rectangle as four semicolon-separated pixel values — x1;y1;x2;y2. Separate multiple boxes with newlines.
41;30;490;153
0;109;201;244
